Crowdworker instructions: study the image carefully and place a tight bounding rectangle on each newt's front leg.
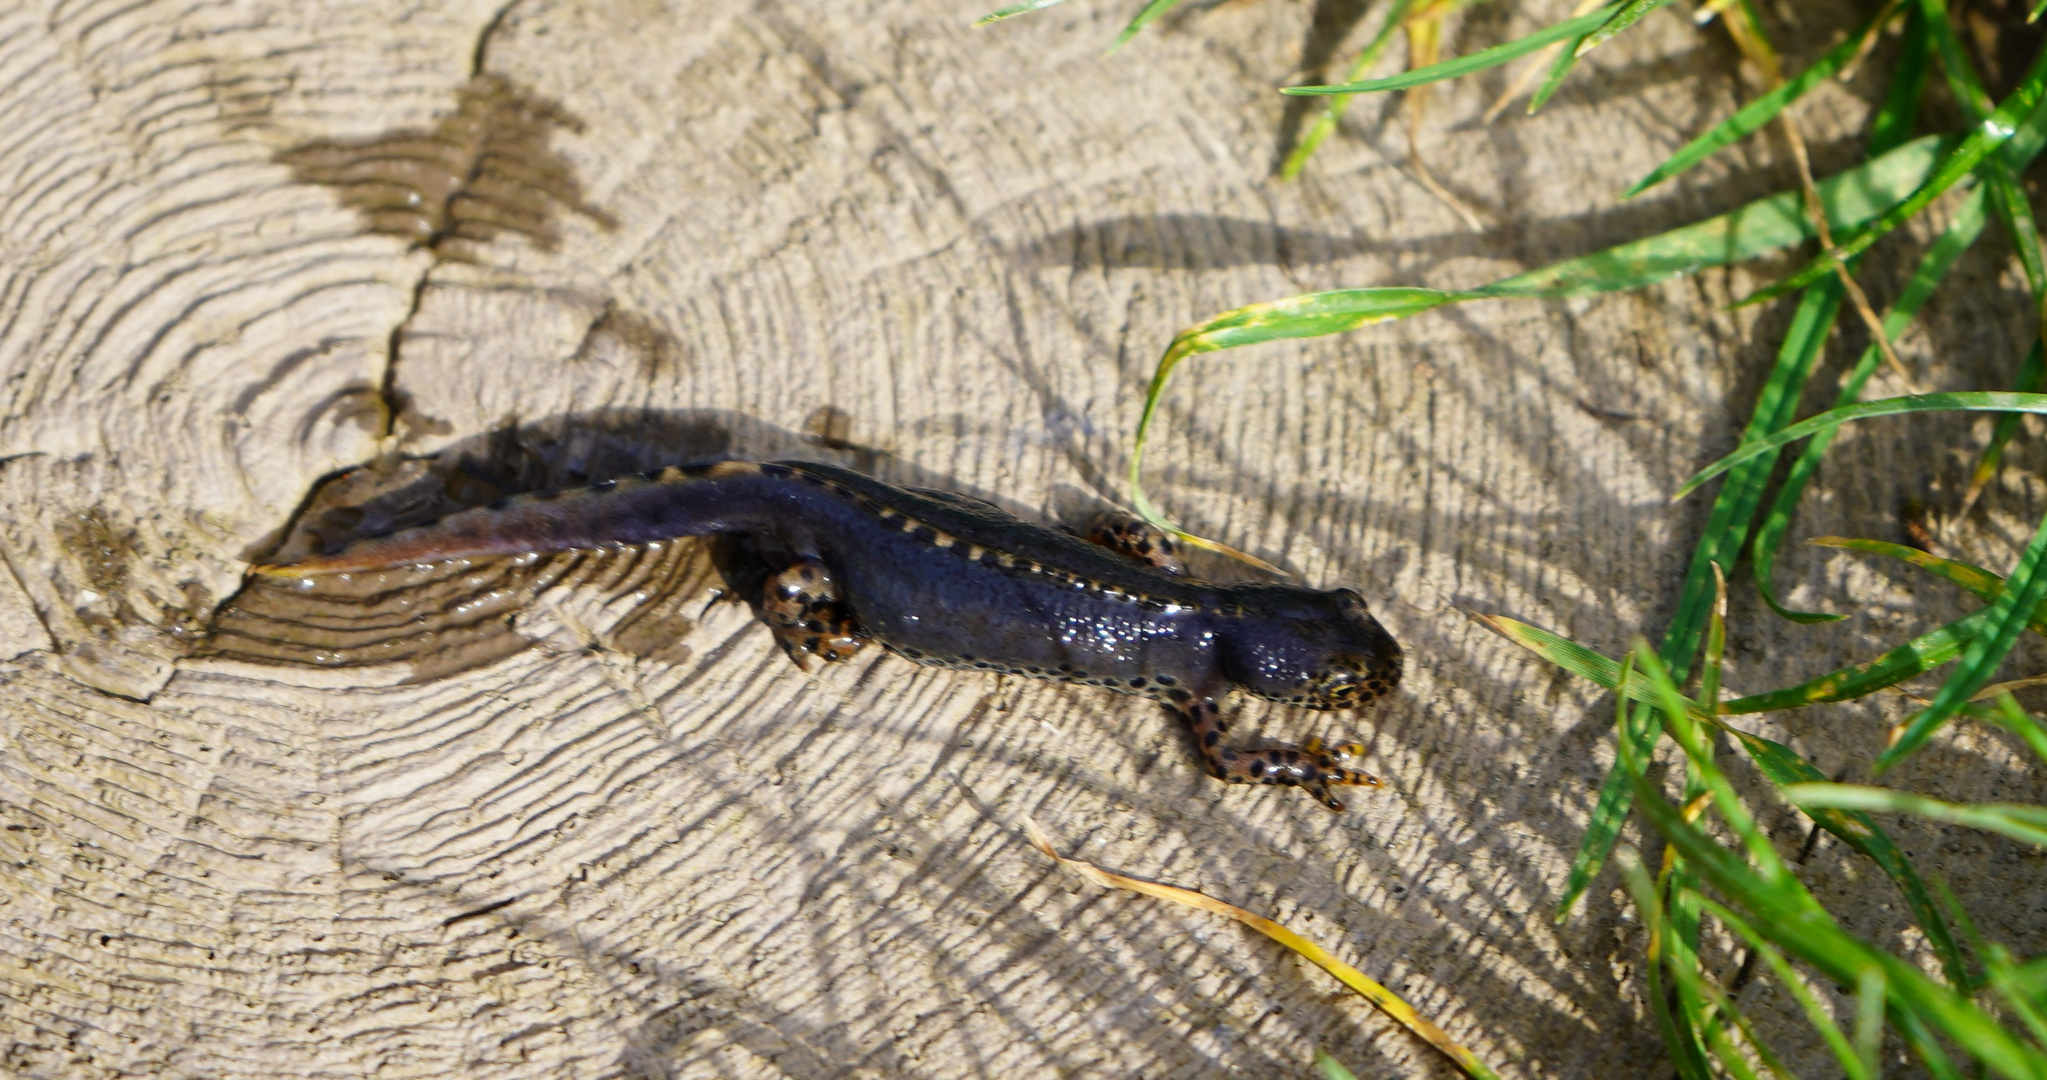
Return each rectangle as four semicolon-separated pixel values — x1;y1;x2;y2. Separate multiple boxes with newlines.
1177;698;1379;812
1087;512;1185;575
761;557;868;670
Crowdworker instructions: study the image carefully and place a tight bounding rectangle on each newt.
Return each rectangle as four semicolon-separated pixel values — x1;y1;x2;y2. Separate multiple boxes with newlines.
258;460;1403;810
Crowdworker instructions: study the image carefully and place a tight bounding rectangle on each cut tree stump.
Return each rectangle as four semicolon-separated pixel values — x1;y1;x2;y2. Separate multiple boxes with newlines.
3;0;2043;1076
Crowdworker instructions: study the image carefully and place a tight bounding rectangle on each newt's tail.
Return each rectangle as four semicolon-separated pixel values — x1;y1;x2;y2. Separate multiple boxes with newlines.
254;460;774;576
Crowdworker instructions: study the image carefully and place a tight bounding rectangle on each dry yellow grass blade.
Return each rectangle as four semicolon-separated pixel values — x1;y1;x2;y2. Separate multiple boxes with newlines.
1021;817;1503;1080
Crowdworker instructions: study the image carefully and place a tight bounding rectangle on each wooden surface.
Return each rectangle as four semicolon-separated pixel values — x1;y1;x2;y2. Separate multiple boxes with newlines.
4;0;2045;1076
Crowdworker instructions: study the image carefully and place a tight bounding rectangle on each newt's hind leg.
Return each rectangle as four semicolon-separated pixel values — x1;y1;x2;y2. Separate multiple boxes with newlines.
1176;698;1379;812
761;557;868;671
1087;512;1184;575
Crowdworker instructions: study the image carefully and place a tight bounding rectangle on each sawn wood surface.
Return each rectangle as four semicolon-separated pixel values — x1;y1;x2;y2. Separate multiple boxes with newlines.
3;0;2045;1076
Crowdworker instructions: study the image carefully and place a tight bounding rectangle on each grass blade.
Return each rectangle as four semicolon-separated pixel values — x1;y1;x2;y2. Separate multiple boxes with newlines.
1720;609;1991;714
1483;599;1992;722
1110;0;1182;50
1703;899;1878;1080
1726;726;1970;988
1738;40;2047;306
1968;341;2047;510
1984;692;2047;764
1314;1052;1361;1080
1808;537;2022;615
1674;391;2047;498
1618;852;1715;1080
1282;0;1419;180
1482;614;1971;984
1524;28;1591;115
1626;0;1905;197
1475;614;1633;695
1918;3;2047;508
1751;182;1990;621
1879;506;2047;772
1633;750;2047;1077
1785;784;2047;847
1553;284;1842;917
1129;288;1461;537
1136;135;1956;539
1479;135;1950;297
1920;0;2047;298
1577;0;1677;55
1283;5;1622;95
973;0;1072;25
1869;7;1933;156
1023;817;1505;1080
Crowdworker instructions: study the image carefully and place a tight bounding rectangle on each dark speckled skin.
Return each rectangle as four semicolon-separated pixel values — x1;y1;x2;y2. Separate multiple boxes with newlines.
262;459;1404;809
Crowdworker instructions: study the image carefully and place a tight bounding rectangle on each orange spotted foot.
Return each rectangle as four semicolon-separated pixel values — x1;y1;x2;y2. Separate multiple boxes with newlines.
1086;512;1185;575
762;557;868;670
1177;698;1380;812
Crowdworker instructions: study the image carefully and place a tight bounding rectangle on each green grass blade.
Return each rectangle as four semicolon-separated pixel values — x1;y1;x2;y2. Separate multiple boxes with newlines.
1662;579;1723;1076
1726;725;1970;987
1978;935;2047;1047
973;0;1072;25
1524;29;1591;115
1879;506;2047;772
1702;899;1878;1080
1282;0;1418;180
1989;172;2047;301
2017;955;2047;1002
1700;565;1727;709
1745;24;1943;621
1786;784;2047;847
1877;182;1992;321
1649;283;1838;665
1637;773;2047;1077
1911;0;2047;168
1638;642;1792;881
1282;4;1622;95
1110;0;1182;50
1738;41;2047;307
1720;609;1992;714
1751;184;1990;622
1808;537;2022;616
1987;692;2047;764
1919;1;2047;296
1314;1051;1361;1080
1552;284;1842;916
1560;703;1664;921
1618;854;1715;1080
1578;0;1676;55
1894;1008;1967;1080
1625;0;1903;197
1674;392;2047;498
1477;615;1633;695
1484;607;1983;718
1987;84;2047;168
1920;0;1998;118
1481;135;1951;298
1128;288;1462;527
1141;135;1955;536
1971;341;2047;501
1484;613;1971;983
1955;88;2047;497
1691;958;1795;1080
1868;5;1933;160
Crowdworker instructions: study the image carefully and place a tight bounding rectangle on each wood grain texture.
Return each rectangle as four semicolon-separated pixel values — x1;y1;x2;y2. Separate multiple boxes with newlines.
3;0;2045;1076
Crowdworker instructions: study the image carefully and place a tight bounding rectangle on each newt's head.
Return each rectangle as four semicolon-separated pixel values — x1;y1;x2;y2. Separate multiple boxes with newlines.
1220;586;1403;710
